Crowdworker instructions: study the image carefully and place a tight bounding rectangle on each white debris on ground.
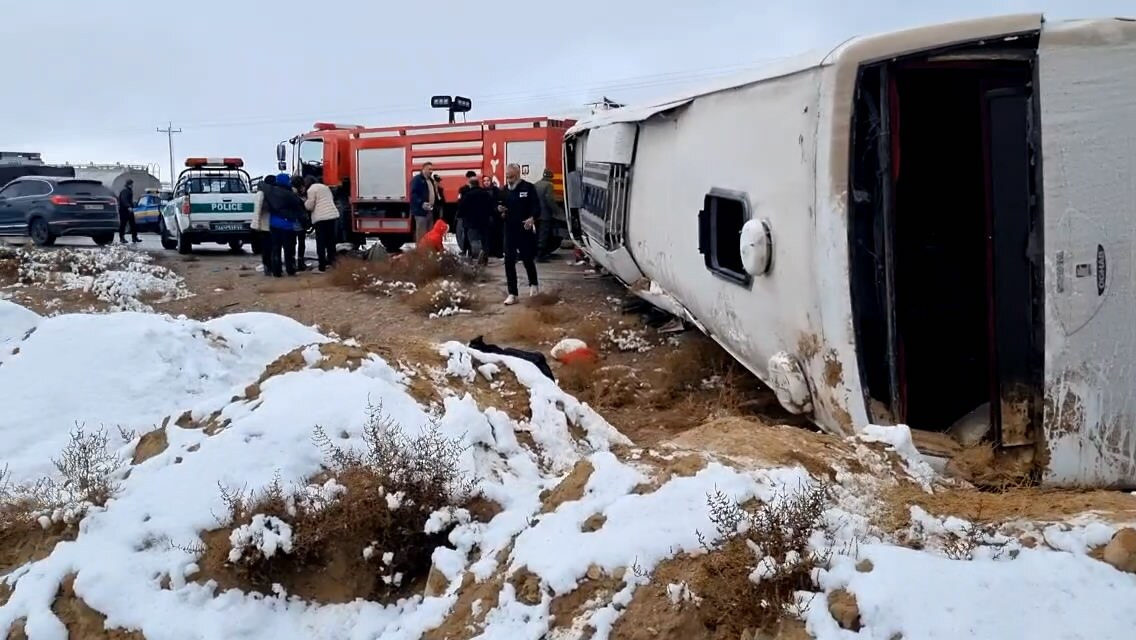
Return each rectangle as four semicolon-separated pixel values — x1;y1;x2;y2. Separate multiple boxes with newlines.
602;325;653;353
425;279;474;319
1;300;1135;640
0;244;191;312
370;279;417;296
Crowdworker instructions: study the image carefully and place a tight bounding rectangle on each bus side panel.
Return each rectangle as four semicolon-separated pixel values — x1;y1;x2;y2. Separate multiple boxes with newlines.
1038;20;1136;487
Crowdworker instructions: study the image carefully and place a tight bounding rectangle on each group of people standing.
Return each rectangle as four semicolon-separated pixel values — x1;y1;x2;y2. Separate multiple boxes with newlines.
410;162;554;305
251;173;339;276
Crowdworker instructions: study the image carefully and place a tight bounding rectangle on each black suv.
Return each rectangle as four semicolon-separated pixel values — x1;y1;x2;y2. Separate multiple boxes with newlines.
0;177;120;246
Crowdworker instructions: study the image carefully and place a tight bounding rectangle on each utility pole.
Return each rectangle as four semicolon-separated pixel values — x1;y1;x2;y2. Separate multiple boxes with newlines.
156;122;181;187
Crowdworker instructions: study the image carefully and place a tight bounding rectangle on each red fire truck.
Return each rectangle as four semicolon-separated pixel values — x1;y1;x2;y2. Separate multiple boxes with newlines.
277;116;575;252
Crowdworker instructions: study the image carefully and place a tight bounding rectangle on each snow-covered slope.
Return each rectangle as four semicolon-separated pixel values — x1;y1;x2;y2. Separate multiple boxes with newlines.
1;301;1135;640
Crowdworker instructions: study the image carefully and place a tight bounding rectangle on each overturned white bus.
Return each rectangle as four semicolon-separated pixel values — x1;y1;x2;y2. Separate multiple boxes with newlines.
563;15;1136;487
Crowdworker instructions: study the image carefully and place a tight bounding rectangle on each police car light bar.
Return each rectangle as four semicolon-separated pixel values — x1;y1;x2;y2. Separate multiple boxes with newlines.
184;157;245;168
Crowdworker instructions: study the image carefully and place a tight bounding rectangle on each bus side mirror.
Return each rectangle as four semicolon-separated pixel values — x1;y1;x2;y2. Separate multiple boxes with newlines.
276;143;286;163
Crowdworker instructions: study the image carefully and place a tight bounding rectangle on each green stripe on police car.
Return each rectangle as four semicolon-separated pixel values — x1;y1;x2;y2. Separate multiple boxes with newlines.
189;202;255;214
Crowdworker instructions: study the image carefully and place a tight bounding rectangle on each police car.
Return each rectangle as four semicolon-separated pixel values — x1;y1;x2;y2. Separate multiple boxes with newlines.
159;157;259;254
133;189;166;230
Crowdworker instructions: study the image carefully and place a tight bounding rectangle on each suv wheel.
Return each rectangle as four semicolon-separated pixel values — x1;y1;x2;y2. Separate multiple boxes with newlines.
29;217;56;247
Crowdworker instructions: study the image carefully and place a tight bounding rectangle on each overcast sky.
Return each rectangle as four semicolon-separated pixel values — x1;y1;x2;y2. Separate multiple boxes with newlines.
0;0;1128;179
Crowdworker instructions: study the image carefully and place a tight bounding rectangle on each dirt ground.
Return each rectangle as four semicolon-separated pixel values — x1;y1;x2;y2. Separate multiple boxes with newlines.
134;244;789;447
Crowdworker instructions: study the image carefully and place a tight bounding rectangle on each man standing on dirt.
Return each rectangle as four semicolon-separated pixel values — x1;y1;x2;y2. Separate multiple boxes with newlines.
497;163;540;305
409;162;437;244
482;175;504;259
455;170;477;256
533;169;559;261
459;173;493;267
282;172;309;271
264;174;305;276
117;179;141;244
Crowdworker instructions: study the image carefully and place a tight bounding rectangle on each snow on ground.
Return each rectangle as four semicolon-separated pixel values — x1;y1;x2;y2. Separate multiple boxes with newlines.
0;244;191;313
1;300;1136;639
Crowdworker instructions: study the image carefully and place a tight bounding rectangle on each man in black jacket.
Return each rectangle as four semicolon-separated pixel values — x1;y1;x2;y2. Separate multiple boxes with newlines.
459;173;494;266
456;171;476;256
497;163;540;305
482;175;504;258
288;174;310;271
117;179;140;244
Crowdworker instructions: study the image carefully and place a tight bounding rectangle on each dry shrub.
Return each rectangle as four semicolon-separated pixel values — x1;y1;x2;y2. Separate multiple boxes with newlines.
525;289;562;307
499;307;563;345
331;252;478;294
556;358;600;396
1;427;124;574
406;279;479;316
693;482;837;636
327;256;384;291
0;246;17;280
216;404;474;600
655;337;737;394
555;359;643;408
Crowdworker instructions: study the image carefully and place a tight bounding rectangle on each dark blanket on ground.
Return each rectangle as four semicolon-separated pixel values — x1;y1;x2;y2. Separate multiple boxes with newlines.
469;335;555;382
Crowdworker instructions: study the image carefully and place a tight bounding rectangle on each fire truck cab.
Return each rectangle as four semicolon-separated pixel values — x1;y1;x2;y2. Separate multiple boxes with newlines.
279;117;574;252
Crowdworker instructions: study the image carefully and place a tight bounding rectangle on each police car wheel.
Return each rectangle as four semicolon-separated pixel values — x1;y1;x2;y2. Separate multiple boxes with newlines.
159;218;178;250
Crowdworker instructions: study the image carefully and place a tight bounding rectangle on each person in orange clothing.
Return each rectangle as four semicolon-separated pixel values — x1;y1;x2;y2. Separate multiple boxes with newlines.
418;219;449;253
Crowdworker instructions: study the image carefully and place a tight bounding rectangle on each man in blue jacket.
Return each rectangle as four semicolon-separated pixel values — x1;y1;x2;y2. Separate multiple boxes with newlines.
264;174;305;276
409;162;437;245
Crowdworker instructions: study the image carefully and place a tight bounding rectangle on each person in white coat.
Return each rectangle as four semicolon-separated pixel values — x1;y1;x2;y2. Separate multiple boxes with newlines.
250;175;275;275
303;176;341;271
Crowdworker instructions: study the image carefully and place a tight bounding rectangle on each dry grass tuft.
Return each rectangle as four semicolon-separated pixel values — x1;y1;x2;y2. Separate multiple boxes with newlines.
1;426;126;575
405;279;479;316
330;253;480;294
525;289;562;307
0;246;18;280
654;337;737;395
692;482;838;636
499;308;563;345
205;404;475;602
558;361;644;409
496;296;591;347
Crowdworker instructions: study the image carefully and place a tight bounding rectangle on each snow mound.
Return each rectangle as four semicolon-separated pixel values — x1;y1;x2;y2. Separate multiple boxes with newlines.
0;244;191;312
0;299;40;353
1;301;1135;640
0;307;329;483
